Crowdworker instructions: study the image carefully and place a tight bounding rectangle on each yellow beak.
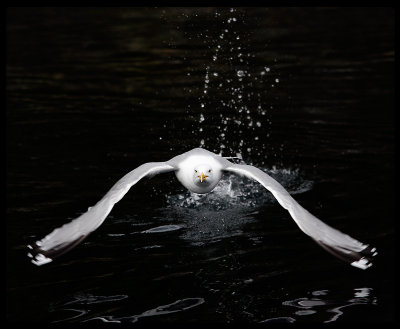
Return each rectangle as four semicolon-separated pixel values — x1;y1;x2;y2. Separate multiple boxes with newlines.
197;172;208;182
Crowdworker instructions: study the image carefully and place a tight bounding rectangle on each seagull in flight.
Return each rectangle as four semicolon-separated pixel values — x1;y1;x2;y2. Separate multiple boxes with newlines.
28;148;377;269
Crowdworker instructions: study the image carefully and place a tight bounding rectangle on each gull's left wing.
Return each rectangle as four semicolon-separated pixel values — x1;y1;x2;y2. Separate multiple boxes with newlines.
28;162;175;266
224;164;377;269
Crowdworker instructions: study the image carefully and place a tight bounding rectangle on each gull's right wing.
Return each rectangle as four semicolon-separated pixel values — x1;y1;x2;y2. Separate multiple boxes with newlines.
28;162;176;266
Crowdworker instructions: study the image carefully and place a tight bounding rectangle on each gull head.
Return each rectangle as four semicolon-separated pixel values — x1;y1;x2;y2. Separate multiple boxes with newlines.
173;151;225;194
193;164;213;185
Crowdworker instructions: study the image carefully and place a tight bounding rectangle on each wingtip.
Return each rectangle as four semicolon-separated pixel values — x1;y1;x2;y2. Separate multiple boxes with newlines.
27;243;53;266
350;245;378;270
27;234;89;266
351;257;373;270
31;253;53;266
312;238;378;270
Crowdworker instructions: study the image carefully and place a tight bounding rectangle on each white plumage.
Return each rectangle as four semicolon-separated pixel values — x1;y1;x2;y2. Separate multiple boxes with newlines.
28;148;377;269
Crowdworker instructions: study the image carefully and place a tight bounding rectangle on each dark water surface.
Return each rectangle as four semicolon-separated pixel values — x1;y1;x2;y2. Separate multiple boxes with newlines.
6;7;395;323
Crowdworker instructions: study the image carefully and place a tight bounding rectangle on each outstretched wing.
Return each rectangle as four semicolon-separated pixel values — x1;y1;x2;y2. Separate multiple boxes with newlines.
28;162;175;266
224;164;377;270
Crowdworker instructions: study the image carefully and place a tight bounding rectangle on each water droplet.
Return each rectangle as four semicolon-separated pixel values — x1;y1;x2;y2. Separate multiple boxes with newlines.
237;70;245;77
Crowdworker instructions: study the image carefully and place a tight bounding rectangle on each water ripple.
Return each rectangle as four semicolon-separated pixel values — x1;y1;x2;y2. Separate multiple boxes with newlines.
141;224;182;233
51;294;205;323
282;288;377;323
85;297;205;323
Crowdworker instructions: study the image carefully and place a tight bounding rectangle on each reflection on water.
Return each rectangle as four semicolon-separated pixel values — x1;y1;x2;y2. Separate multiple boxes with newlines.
141;224;182;234
50;294;128;323
49;286;378;323
260;317;296;323
281;287;377;323
60;293;129;305
51;295;205;323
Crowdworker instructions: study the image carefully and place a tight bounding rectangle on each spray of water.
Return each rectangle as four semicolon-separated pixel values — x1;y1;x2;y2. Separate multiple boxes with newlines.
164;167;313;244
160;8;312;222
186;8;281;163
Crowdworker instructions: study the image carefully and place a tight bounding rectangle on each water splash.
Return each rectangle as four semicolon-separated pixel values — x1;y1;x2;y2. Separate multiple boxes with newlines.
181;8;281;163
164;166;312;244
166;166;313;211
161;8;310;245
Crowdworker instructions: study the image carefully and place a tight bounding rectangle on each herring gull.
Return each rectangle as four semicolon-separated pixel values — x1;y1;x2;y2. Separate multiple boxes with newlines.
28;148;377;269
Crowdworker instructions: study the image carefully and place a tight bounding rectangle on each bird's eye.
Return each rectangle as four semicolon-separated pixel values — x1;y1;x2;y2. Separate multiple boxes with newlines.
194;170;198;173
208;169;212;173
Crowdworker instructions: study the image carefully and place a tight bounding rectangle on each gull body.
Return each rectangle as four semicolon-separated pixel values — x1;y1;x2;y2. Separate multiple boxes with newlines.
28;148;377;269
173;149;225;194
